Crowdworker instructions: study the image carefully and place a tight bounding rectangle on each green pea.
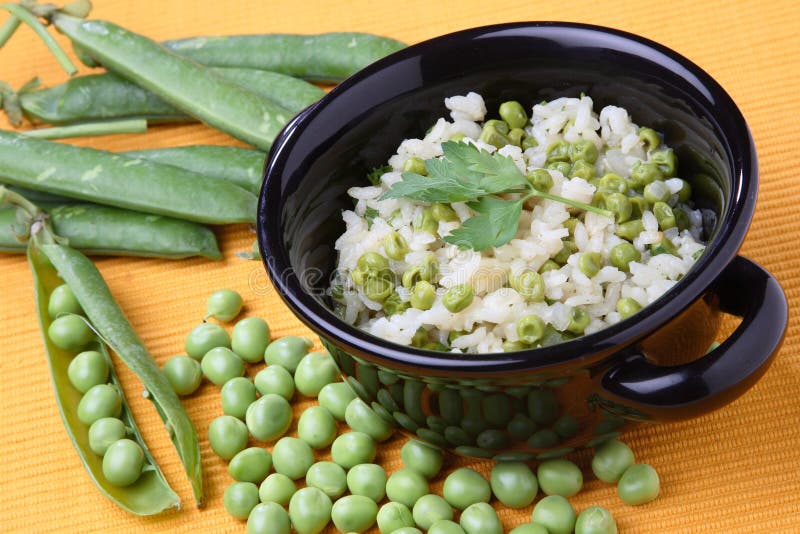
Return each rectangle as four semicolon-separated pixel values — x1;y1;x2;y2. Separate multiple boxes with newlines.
442;468;490;511
499;101;528;129
400;439;444;479
298;405;338;449
507;413;538;441
384;231;410;260
527;169;553;193
577;252;602;278
429;519;467;534
638;127;660;151
575;505;618;534
363;274;396;302
554;414;580;439
48;283;82;318
201;347;245;386
402;256;438;289
653;201;676;230
569;140;599;164
184;322;230;360
331;494;379;533
48;314;94;351
515;314;545;345
510;271;545;302
347;463;387;502
650;148;678;177
259;473;296;506
377;501;415;533
629;161;664;189
247;502;290;534
597;173;627;194
617;464;660;505
539;259;560;273
224;481;260;519
629;196;648;219
460;502;502;534
431;203;459;222
537;459;583;497
490;461;539;508
67;350;108;393
442;284;474;313
591;439;635;483
409;280;436;310
615;219;644;241
208;415;249;460
345;398;394;441
206;289;243;322
229;447;272;484
263;336;312;373
569;159;596;180
650;236;679;257
289;487;332;534
480;119;512;148
231;317;270;363
604;192;632;223
509;523;550;534
101;439;143;487
676;179;692;203
382;292;410;316
294;351;339;397
331;431;376;469
357;252;389;274
565;306;590;334
162;355;202;396
386;468;428;508
531;495;576;534
88;417;127;456
609;242;641;272
674;207;690;231
77;384;122;425
616;297;642;319
548;161;572;175
253;364;295;400
271;437;315;480
414;207;439;235
553;240;577;265
403;156;427;175
318;381;357;421
643;180;670;204
392;528;423;534
508;127;525;146
245;393;292;442
546;140;570;163
527;388;559;426
305;461;347;499
413;494;453;530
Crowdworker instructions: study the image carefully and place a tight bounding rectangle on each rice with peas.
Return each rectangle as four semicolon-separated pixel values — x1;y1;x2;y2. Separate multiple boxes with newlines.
331;93;707;353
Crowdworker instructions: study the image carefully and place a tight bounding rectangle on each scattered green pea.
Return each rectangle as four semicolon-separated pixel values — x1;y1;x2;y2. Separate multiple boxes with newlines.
537;459;583;497
575;505;618;534
428;519;467;534
259;473;296;506
253;364;294;401
400;439;444;479
101;438;143;487
331;431;376;469
162;355;202;396
376;501;415;533
413;494;453;530
460;502;502;534
88;417;127;456
229;447;272;484
77;384;122;425
224;481;261;519
247;502;290;534
208;415;249;460
386;468;428;508
490;461;539;508
345;398;394;441
393;528;423;534
331;494;379;533
201;346;245;386
206;289;243;322
347;463;387;502
272;437;314;480
442;468;490;511
318;381;357;421
288;486;333;534
184;322;231;360
617;463;660;505
48;283;82;318
305;461;348;499
231;317;270;363
294;351;339;396
67;350;108;393
442;284;473;313
531;494;576;534
592;439;635;483
509;523;550;534
48;314;94;351
245;393;292;442
263;336;312;373
297;405;338;449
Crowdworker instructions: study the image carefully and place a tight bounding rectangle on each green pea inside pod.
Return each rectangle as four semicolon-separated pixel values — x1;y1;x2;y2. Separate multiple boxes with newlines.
48;283;82;318
88;417;128;456
77;383;122;425
102;438;144;487
68;350;109;393
48;313;94;351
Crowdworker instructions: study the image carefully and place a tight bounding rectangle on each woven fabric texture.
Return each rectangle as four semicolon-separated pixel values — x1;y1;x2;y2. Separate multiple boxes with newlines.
1;1;798;532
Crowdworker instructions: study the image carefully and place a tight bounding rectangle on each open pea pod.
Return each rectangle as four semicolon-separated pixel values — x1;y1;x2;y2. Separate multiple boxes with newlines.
28;241;181;514
35;242;204;506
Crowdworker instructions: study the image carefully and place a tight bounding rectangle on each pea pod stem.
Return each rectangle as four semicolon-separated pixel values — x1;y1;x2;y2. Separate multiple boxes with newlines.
0;4;77;75
0;14;21;47
21;118;148;139
27;241;181;515
38;242;204;505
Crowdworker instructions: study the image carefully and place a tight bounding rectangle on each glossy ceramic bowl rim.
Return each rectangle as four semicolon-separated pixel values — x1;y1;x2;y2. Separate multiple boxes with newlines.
259;21;757;373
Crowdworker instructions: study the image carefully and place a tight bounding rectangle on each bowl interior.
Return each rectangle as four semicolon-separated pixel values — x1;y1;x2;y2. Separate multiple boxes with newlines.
259;23;755;369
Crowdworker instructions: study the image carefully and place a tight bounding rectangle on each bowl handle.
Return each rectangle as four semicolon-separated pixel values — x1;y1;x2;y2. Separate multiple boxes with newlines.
599;255;787;421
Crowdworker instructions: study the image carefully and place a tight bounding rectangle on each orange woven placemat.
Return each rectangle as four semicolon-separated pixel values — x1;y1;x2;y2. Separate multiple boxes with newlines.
1;1;798;532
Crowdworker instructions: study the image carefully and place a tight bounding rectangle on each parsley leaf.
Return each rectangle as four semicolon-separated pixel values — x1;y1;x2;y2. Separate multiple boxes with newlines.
441;141;528;193
380;169;485;202
364;207;379;229
444;196;523;251
366;165;392;185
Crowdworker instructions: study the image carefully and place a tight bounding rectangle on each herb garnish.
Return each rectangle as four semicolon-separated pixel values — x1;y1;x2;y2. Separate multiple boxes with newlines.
380;141;612;251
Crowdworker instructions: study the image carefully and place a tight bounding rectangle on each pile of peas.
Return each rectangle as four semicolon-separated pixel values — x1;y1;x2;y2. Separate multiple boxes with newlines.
343;100;702;353
47;284;146;487
167;289;660;533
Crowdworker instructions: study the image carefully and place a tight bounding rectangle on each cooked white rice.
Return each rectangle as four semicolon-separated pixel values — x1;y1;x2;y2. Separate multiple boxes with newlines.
332;93;706;353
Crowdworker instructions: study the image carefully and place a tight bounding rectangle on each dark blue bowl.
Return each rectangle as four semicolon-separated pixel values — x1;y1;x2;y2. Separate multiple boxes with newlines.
258;22;787;458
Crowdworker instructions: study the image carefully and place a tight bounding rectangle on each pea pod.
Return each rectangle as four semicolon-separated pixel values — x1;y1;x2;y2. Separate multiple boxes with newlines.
51;13;292;151
18;68;325;125
163;32;407;83
27;242;181;514
0;130;257;224
123;146;265;195
37;242;204;505
0;203;221;259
